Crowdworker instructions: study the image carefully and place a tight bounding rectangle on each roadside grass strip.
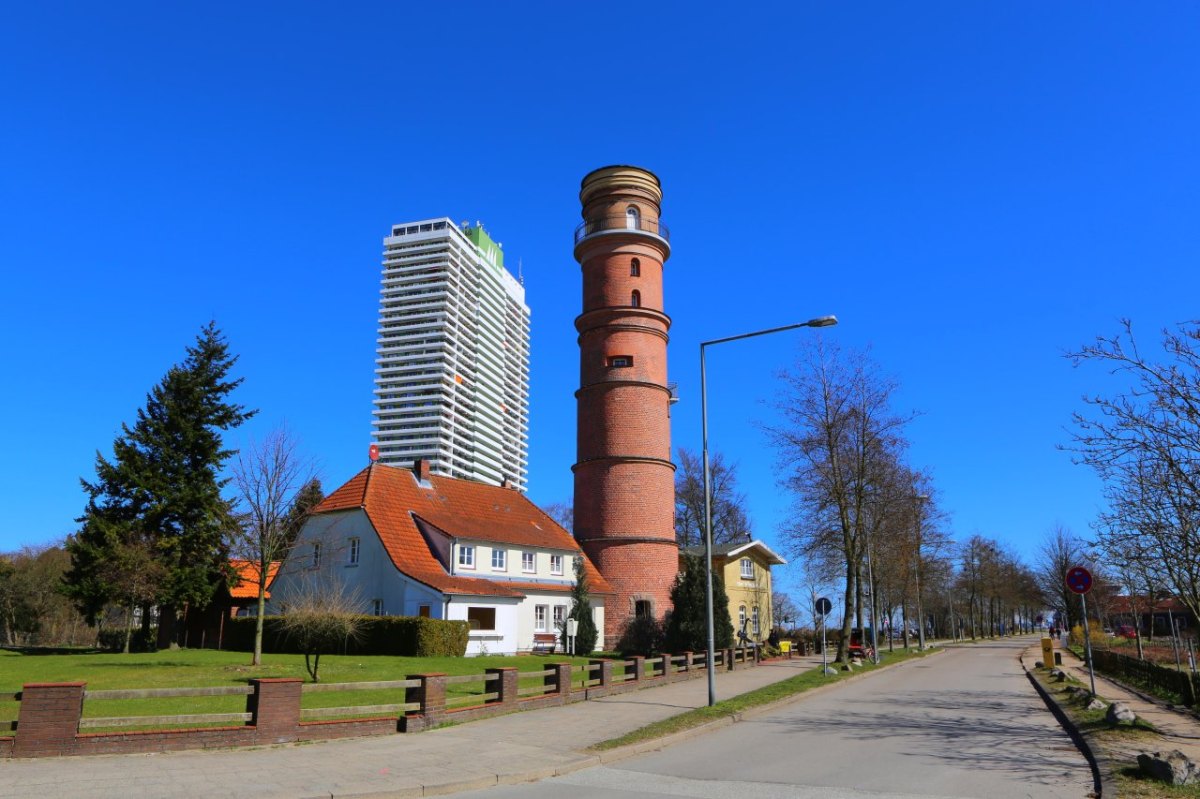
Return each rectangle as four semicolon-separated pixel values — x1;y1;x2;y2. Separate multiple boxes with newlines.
593;648;937;751
1028;665;1200;799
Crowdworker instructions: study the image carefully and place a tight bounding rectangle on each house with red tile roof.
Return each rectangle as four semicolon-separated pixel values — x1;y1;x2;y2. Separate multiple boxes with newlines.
268;460;613;655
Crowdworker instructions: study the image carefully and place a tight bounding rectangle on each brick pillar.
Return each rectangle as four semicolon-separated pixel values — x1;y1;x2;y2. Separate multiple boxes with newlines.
248;678;301;741
405;673;447;731
13;682;84;758
486;667;519;706
546;663;572;697
724;648;735;671
590;659;614;688
627;656;645;682
679;651;693;674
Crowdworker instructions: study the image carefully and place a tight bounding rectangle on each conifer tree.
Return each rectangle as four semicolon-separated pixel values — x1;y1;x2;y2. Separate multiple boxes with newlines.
65;323;255;646
562;555;599;655
665;554;734;653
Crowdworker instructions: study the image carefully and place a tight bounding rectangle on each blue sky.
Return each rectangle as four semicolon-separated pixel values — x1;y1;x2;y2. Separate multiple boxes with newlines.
2;4;1197;596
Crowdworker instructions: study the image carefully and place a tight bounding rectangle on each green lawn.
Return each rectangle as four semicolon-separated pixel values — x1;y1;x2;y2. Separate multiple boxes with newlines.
0;648;601;730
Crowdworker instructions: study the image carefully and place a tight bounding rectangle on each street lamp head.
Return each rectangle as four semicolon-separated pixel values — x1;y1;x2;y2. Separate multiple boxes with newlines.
806;315;838;328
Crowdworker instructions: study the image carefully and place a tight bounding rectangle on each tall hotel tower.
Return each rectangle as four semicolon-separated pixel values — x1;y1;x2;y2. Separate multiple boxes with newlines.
373;218;531;491
572;166;677;643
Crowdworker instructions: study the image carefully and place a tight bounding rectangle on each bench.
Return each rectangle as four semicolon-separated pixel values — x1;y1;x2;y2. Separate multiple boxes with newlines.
532;633;558;654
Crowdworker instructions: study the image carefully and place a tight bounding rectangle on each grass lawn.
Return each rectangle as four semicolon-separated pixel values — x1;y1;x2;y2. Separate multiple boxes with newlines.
0;647;600;730
593;647;938;751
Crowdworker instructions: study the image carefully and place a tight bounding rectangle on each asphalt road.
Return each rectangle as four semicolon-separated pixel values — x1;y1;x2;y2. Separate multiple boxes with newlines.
457;637;1094;799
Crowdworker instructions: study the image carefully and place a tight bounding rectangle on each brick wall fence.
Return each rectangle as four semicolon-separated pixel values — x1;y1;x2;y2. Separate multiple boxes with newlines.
1;647;761;758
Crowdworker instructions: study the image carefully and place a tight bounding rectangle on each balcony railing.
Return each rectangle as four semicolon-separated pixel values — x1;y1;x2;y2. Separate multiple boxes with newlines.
574;215;670;244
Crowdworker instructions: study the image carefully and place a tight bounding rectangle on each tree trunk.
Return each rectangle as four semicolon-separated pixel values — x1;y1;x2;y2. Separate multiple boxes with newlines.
253;584;266;666
123;602;135;654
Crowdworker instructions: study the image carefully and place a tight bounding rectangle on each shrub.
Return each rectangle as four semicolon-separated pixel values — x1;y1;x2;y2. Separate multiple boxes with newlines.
618;614;664;655
97;626;158;653
220;615;468;657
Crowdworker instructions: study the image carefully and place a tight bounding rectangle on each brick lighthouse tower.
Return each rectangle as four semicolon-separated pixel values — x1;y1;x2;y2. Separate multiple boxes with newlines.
572;165;676;645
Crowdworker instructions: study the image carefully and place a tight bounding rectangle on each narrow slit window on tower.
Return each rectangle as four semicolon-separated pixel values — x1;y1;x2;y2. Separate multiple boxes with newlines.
630;258;640;277
607;355;633;368
631;290;641;307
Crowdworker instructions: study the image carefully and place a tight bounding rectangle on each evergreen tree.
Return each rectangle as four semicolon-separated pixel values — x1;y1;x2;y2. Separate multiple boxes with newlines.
562;555;598;655
665;554;734;652
281;478;324;552
65;323;255;645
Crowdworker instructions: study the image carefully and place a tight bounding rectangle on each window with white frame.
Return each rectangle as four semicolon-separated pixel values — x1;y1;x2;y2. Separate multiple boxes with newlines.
550;554;564;575
522;551;536;573
535;604;549;632
491;548;507;571
553;605;566;629
311;542;322;570
738;605;747;630
740;558;754;579
372;599;384;617
348;537;360;565
752;606;760;636
458;545;475;569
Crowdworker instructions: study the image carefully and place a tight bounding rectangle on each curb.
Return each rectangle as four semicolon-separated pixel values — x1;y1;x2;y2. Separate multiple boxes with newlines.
1021;654;1115;798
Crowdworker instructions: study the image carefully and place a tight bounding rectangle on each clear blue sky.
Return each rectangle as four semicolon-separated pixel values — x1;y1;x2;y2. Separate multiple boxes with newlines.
2;4;1197;594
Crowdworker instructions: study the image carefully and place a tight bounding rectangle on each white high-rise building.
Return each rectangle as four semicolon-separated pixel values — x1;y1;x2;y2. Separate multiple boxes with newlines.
373;218;530;490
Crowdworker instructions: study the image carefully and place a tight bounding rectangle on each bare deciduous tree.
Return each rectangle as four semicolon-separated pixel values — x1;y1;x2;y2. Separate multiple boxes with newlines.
1066;320;1200;626
674;448;752;549
770;339;913;661
228;427;315;665
276;574;364;682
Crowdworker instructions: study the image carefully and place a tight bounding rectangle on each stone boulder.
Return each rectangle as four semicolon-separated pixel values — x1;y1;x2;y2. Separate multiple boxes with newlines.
823;666;838;676
1137;750;1199;785
1086;697;1108;711
1050;668;1068;682
1106;701;1137;724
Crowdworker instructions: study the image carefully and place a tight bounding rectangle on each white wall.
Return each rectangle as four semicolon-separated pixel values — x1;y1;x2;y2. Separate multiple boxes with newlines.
446;596;521;655
268;509;442;618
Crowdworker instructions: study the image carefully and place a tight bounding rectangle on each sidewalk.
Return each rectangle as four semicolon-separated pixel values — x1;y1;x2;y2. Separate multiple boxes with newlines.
1020;641;1200;764
0;653;828;799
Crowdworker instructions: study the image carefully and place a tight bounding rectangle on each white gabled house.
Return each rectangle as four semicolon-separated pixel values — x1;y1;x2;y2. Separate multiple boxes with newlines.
268;460;612;655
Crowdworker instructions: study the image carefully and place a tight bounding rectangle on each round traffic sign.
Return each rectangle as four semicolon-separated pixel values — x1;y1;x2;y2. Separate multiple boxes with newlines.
1066;566;1093;595
815;597;832;615
368;443;380;462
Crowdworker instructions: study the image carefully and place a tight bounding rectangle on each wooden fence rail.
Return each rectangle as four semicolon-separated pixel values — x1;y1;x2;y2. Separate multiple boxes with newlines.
1;647;762;759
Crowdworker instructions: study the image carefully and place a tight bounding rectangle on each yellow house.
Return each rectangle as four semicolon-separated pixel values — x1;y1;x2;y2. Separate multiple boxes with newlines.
681;541;786;643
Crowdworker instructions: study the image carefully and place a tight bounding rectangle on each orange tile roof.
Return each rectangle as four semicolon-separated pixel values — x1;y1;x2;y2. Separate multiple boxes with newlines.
312;463;614;599
228;560;280;600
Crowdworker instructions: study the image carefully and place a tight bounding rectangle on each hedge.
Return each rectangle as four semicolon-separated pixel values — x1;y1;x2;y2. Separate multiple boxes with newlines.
221;616;469;657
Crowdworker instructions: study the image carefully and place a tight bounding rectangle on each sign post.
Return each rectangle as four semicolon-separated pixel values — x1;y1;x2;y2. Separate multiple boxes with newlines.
1066;565;1097;696
816;597;833;674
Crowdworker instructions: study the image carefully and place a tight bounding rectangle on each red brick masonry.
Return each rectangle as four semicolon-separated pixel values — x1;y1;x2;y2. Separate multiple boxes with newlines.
2;648;759;758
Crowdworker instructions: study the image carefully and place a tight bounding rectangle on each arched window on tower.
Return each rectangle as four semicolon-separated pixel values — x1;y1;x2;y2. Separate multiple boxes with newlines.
631;290;641;308
630;258;641;277
626;206;640;231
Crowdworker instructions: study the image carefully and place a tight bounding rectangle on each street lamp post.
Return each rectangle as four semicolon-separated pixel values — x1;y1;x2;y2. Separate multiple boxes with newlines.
701;315;838;706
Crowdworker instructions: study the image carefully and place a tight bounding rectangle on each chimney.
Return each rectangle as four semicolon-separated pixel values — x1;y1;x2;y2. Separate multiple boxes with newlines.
413;459;429;483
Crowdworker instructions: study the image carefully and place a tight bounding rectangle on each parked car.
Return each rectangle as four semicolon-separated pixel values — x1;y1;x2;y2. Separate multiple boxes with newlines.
1114;624;1137;639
